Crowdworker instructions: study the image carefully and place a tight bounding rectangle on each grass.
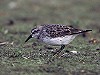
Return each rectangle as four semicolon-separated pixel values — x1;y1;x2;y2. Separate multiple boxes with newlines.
0;0;100;75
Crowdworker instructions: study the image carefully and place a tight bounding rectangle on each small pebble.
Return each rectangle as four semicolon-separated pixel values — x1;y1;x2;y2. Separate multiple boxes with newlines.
4;30;8;34
70;50;78;54
8;1;17;9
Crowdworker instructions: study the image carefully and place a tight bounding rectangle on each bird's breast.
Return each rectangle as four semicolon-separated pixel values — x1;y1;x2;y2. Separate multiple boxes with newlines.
41;35;77;45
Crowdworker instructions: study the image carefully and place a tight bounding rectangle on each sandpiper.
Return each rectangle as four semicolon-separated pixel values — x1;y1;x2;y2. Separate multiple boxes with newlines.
25;24;92;55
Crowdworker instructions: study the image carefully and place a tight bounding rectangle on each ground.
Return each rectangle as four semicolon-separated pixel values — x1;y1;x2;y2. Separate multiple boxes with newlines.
0;0;100;75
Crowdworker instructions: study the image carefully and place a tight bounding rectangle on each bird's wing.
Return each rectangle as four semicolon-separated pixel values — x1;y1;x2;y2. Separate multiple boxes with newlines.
42;24;82;38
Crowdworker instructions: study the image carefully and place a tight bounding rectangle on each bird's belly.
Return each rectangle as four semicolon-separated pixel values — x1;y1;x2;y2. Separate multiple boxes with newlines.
42;35;77;45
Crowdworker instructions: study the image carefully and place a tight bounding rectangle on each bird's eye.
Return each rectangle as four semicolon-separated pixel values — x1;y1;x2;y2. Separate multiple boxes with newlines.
34;30;38;33
31;28;36;33
32;30;40;34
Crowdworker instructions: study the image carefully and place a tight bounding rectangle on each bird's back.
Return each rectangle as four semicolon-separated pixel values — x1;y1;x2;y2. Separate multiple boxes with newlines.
38;24;82;38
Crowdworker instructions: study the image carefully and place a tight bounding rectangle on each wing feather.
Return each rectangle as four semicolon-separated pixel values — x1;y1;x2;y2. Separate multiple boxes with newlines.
42;24;81;38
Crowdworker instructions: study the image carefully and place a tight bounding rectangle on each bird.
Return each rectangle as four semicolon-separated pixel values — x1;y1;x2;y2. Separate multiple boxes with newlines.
25;24;92;55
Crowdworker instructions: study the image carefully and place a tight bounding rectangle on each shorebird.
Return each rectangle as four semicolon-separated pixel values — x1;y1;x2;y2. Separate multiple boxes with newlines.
25;24;92;55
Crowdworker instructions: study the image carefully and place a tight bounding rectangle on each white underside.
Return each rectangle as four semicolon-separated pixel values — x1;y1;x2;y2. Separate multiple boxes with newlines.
41;35;78;45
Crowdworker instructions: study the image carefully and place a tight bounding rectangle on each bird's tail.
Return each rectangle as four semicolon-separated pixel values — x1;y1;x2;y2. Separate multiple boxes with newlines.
80;30;92;33
72;29;92;35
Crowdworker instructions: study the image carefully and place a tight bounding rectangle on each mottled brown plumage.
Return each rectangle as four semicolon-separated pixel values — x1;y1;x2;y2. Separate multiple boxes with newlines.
40;24;82;38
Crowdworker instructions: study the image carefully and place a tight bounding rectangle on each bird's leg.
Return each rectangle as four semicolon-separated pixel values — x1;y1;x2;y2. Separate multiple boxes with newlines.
53;45;65;56
46;45;65;63
47;45;70;63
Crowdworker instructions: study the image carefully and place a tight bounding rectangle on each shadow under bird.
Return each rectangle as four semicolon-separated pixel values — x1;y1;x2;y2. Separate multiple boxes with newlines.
25;24;92;55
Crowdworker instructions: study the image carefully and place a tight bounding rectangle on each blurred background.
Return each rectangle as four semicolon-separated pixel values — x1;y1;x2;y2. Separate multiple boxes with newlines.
0;0;100;75
0;0;100;43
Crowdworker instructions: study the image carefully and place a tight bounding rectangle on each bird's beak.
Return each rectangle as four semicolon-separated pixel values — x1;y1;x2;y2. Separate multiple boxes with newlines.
25;34;32;42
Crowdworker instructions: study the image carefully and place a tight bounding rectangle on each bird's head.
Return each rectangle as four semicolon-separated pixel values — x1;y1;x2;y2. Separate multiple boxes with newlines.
25;28;41;42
